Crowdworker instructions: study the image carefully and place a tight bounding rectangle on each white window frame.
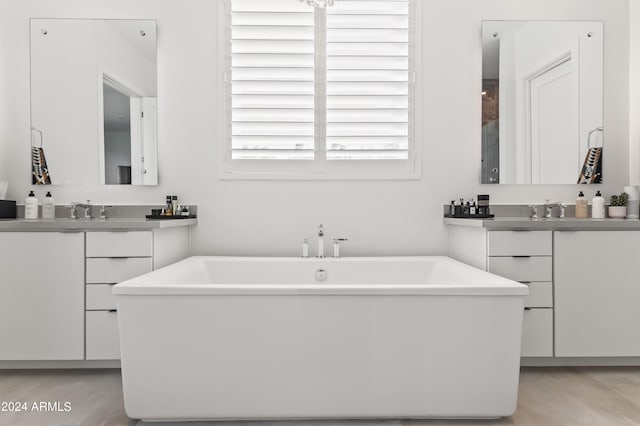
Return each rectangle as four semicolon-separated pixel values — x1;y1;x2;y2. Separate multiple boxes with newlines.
217;0;422;180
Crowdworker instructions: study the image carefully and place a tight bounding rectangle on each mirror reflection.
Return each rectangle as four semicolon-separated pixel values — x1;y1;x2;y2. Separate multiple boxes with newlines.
30;19;158;185
481;21;603;184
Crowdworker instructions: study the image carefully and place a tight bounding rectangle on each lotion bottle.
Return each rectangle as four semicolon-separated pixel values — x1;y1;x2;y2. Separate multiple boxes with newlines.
575;191;588;218
25;191;39;220
42;191;55;220
592;190;605;219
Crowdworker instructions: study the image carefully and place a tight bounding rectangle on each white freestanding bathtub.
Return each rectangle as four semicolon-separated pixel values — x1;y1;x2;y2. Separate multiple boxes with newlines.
114;256;528;422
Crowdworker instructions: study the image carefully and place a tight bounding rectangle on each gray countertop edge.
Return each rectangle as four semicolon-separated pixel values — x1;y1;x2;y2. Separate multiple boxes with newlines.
443;217;640;231
0;218;197;231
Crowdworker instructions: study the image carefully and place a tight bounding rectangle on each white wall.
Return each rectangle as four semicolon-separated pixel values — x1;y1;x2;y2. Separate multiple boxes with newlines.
0;0;632;257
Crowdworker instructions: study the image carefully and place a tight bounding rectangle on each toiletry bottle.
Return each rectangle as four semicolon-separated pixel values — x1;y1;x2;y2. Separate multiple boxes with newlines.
592;190;605;219
624;185;640;219
470;200;477;215
449;201;455;216
165;196;173;216
171;196;179;215
575;191;588;219
42;191;55;220
181;205;190;217
25;191;39;220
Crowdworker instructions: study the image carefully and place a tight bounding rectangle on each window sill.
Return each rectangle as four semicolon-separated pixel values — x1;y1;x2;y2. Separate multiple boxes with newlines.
218;159;421;181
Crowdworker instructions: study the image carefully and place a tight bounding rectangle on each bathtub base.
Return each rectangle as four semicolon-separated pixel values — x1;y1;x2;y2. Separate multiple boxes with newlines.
118;294;523;421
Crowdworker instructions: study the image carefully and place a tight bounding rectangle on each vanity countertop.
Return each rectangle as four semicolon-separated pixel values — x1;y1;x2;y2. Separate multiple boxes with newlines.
444;216;640;231
0;218;197;232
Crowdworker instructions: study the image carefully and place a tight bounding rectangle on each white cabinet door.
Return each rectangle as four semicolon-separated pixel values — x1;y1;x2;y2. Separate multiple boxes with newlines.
554;231;640;357
0;232;84;360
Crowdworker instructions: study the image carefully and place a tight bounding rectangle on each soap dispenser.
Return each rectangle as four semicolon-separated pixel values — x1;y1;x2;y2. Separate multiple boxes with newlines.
592;191;605;219
25;191;39;220
42;191;55;220
575;191;588;218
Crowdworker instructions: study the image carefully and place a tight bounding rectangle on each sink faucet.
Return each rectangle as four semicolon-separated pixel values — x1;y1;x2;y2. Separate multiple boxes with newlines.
544;199;564;219
317;224;324;258
529;205;538;219
71;200;92;220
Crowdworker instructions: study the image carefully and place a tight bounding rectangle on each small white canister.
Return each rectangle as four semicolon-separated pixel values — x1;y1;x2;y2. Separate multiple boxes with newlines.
624;185;640;219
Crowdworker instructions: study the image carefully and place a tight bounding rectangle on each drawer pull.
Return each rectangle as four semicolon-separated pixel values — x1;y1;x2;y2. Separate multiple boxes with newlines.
519;281;532;284
512;255;531;259
524;307;532;311
107;309;117;313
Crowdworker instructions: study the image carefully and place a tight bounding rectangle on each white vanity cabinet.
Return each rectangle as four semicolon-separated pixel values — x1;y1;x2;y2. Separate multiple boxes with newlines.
85;228;190;360
450;227;554;357
554;231;640;357
487;231;554;357
0;232;85;360
449;218;640;363
0;222;192;366
85;231;153;360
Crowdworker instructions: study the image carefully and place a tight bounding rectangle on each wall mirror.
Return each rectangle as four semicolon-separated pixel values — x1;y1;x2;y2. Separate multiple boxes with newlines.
30;18;158;185
481;21;603;184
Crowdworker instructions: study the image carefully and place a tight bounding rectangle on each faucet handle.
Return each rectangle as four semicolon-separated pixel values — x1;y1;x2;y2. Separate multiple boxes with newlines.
99;205;112;220
529;205;538;219
300;238;309;258
332;238;348;258
69;202;78;219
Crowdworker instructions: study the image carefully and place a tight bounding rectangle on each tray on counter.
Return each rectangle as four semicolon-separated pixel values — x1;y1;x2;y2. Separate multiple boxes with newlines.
145;215;197;220
444;214;494;219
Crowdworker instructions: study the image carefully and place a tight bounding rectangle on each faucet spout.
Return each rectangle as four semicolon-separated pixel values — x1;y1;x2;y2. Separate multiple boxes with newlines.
544;199;562;219
317;224;324;258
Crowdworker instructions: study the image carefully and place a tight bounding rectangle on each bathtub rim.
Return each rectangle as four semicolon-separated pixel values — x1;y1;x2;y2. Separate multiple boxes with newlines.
113;256;528;297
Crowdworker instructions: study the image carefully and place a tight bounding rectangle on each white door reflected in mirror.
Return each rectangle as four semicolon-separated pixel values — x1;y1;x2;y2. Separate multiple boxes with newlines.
30;19;158;186
481;21;603;185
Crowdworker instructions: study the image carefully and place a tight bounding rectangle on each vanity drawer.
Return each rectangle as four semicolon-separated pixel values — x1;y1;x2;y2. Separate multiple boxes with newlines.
488;231;552;256
86;257;152;284
522;282;553;308
86;311;120;360
86;231;152;258
488;256;552;282
86;284;117;310
522;308;553;357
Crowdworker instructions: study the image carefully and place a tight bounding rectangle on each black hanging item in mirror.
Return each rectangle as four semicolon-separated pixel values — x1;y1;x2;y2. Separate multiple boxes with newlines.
31;127;51;185
577;127;604;184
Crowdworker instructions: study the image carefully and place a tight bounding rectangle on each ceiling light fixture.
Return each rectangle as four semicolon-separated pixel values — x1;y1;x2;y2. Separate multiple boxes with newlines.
300;0;336;8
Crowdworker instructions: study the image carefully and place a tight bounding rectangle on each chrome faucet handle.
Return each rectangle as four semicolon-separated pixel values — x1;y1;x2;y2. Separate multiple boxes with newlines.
69;202;78;220
332;238;348;258
559;203;567;219
99;205;112;220
529;205;538;220
300;238;309;258
318;224;324;236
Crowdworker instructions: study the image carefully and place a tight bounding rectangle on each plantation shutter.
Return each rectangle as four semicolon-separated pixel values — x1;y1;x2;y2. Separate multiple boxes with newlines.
326;0;411;160
230;0;315;160
229;0;412;162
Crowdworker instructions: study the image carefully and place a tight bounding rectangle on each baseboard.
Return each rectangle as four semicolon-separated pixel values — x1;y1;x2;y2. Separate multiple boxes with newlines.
0;360;120;369
522;357;640;367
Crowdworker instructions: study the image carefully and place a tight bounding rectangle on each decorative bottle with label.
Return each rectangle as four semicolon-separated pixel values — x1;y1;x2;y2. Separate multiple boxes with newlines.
575;191;588;218
592;191;605;219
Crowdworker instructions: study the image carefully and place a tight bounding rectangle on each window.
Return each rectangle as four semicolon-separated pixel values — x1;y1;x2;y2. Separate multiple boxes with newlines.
224;0;418;178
